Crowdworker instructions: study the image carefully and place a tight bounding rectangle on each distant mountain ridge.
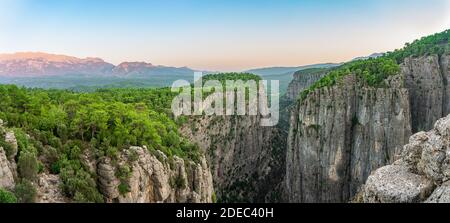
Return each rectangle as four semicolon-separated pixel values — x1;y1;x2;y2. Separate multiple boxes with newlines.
0;52;198;77
245;63;340;76
245;52;386;76
351;52;385;61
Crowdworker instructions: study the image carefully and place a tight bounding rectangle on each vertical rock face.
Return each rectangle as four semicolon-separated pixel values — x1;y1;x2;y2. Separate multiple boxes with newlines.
0;120;18;190
97;146;214;203
281;68;334;132
179;79;285;202
285;74;412;203
361;115;450;203
0;147;15;190
181;115;285;202
401;55;450;132
440;55;450;116
286;70;328;101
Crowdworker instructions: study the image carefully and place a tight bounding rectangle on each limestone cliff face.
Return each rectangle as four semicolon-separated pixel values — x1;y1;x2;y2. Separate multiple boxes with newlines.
181;115;285;202
286;70;328;101
442;55;450;115
285;74;412;203
401;54;450;132
0;147;15;190
361;115;450;203
281;69;332;132
97;146;214;203
0;121;17;190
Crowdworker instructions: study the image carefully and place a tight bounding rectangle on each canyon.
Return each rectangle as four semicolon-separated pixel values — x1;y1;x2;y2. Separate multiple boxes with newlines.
284;53;449;203
1;31;449;204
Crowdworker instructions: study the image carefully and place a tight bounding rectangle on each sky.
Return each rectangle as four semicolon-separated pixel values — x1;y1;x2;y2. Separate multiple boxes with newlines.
0;0;449;71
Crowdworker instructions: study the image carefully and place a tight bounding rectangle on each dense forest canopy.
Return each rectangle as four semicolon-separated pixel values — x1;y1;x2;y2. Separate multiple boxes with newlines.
294;67;335;76
298;29;450;101
386;29;450;63
201;73;262;83
193;73;264;100
0;86;200;202
299;57;400;101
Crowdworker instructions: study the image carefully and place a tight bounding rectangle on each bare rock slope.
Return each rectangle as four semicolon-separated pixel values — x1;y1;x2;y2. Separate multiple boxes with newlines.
285;74;412;203
402;55;450;132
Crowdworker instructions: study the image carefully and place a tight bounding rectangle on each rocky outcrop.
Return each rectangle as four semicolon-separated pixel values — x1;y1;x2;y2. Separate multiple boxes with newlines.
0;146;15;190
361;115;450;203
4;131;18;161
285;74;412;203
362;165;434;203
426;182;450;203
401;54;450;132
181;115;285;202
97;146;214;203
0;120;18;190
36;173;67;203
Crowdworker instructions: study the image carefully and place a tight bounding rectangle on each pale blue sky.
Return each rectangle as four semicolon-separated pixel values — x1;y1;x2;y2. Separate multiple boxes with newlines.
0;0;449;71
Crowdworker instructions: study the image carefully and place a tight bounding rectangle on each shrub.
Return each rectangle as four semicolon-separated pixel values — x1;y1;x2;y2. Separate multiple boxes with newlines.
0;140;15;159
18;151;39;181
116;165;132;195
59;160;104;203
118;183;130;195
128;149;139;162
69;145;81;160
12;128;29;152
106;147;119;160
170;175;186;189
14;179;37;203
211;192;217;203
0;188;17;203
42;146;59;167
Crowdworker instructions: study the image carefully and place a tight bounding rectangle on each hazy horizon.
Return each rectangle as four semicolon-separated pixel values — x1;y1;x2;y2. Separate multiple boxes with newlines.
1;0;449;71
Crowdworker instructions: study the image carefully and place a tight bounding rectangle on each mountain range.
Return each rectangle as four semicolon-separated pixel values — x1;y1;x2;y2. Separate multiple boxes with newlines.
0;52;198;77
